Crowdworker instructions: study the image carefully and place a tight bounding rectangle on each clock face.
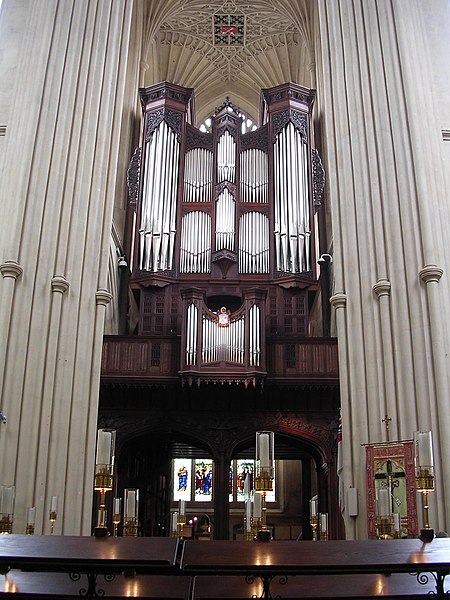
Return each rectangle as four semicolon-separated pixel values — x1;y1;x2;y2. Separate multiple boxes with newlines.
213;15;245;46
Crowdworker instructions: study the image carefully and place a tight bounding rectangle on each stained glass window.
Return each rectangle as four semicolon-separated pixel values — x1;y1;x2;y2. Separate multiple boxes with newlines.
173;458;191;502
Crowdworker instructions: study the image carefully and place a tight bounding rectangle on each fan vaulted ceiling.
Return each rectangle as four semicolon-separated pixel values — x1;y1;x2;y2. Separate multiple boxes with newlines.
143;0;316;124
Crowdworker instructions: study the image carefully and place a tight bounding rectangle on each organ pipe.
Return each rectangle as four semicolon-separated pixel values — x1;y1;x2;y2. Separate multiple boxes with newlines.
273;122;311;273
240;148;268;203
238;212;269;273
180;211;211;273
216;189;235;251
139;121;179;272
217;131;236;183
201;313;245;365
186;303;198;366
183;148;213;202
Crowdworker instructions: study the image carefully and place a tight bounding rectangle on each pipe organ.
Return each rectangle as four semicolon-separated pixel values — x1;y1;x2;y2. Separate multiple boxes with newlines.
130;82;324;386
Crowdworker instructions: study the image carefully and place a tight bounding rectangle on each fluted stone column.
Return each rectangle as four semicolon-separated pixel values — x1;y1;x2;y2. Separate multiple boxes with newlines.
318;0;450;536
0;0;136;534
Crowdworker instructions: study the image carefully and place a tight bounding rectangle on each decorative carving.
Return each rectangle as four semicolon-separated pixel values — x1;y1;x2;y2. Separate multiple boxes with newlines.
96;289;112;306
127;147;141;207
272;110;307;141
145;109;182;142
373;279;391;298
216;181;236;197
419;265;444;284
0;260;23;280
185;124;214;152
311;148;325;208
240;124;269;152
51;275;70;295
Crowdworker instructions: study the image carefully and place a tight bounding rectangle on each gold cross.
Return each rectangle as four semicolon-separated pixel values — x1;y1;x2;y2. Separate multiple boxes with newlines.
382;415;392;442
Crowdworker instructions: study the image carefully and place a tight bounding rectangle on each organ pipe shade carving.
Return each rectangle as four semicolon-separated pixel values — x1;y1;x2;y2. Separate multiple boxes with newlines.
180;211;211;273
183;148;213;202
239;212;269;273
217;131;236;183
273;121;311;273
216;189;235;251
240;148;268;203
139;121;179;272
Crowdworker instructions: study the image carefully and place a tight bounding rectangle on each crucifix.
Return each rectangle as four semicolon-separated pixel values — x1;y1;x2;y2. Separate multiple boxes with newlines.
382;414;392;442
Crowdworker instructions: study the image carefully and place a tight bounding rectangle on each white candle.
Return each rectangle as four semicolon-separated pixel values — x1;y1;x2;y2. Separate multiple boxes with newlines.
245;499;252;532
393;512;400;532
27;507;36;525
179;499;186;515
259;433;270;468
114;498;121;514
377;488;390;517
244;473;250;499
253;493;262;519
418;431;433;467
1;486;15;514
96;430;112;465
172;512;178;532
127;490;136;518
50;495;58;513
309;498;318;518
320;513;328;533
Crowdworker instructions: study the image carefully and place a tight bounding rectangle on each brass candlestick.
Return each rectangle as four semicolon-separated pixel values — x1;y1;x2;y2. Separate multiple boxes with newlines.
414;431;435;543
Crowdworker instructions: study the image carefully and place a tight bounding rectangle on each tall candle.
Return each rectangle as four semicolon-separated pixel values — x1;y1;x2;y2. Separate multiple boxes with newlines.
377;488;390;517
259;433;270;468
96;430;112;465
0;486;15;514
393;512;400;532
417;431;433;467
243;473;250;500
253;493;262;519
179;499;186;515
245;499;252;532
172;512;178;532
127;490;136;518
27;507;36;525
320;513;328;533
50;495;58;513
309;498;318;518
114;498;121;514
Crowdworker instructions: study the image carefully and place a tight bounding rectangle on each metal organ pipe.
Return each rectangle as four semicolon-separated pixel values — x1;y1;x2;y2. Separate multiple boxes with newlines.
216;189;235;251
238;212;269;274
249;304;261;367
273;122;311;273
184;148;213;202
201;314;245;365
180;211;211;273
186;303;198;366
240;149;268;203
217;131;236;183
139;121;179;272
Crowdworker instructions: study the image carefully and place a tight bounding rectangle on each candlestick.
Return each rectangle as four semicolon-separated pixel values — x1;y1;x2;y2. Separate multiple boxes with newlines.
123;488;139;536
0;485;15;534
26;507;36;535
413;430;435;543
49;496;58;535
319;513;328;541
112;497;121;537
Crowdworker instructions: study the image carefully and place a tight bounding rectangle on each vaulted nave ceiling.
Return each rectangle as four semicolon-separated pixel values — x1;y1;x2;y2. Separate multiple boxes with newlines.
143;0;316;124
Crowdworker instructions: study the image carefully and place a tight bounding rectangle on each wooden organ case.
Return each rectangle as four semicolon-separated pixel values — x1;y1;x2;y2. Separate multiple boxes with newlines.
129;81;325;387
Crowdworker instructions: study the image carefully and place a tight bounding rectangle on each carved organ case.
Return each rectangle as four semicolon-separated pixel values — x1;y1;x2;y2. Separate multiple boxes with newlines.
130;82;323;386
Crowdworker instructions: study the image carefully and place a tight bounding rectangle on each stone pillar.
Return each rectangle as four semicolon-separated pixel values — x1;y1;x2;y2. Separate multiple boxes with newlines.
0;0;136;534
318;0;450;536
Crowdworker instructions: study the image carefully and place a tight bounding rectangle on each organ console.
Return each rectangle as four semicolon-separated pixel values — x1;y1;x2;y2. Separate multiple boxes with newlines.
128;81;325;386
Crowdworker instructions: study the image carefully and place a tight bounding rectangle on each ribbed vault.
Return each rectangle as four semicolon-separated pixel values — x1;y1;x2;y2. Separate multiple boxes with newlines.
142;0;316;123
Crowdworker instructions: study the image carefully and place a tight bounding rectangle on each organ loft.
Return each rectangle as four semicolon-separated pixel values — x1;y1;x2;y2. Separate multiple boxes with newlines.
100;81;340;540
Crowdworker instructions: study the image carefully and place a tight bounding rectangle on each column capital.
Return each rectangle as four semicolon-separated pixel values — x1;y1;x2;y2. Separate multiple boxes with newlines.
96;289;112;306
419;265;443;284
330;292;347;309
51;275;70;294
0;260;23;280
373;278;391;298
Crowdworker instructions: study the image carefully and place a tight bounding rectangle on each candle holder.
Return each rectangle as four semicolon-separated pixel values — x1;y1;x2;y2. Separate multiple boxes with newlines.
94;429;116;537
49;495;58;535
170;511;179;537
414;431;435;543
244;499;253;541
376;516;394;539
255;431;274;542
112;497;121;537
26;507;36;535
376;487;393;539
0;485;14;534
309;497;318;541
123;488;139;537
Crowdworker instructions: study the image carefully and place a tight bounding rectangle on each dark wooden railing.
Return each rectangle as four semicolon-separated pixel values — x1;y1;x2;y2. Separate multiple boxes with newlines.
101;335;338;386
